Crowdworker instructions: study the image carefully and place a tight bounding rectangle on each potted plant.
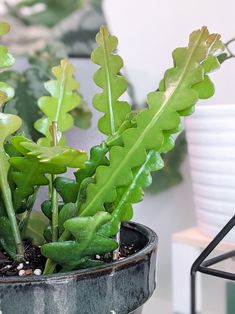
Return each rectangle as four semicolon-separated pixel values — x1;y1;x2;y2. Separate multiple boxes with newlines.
0;21;223;313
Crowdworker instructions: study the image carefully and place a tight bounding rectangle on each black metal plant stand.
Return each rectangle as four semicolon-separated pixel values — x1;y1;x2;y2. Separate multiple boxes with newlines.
190;214;235;314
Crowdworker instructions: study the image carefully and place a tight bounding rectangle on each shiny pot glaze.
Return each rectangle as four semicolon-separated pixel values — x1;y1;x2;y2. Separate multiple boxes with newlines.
0;222;158;314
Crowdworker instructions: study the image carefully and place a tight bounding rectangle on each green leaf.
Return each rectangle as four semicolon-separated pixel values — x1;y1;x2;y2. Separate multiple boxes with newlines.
9;135;87;211
0;113;22;145
20;141;88;169
217;52;229;64
9;156;64;211
91;26;131;135
70;100;92;129
0;22;10;36
99;149;164;236
148;131;187;193
41;211;117;270
24;211;49;246
58;203;77;234
0;82;14;106
41;200;65;220
34;58;82;146
0;217;16;259
0;197;6;217
54;177;79;203
75;142;109;187
0;23;15;107
80;27;223;219
0;46;15;69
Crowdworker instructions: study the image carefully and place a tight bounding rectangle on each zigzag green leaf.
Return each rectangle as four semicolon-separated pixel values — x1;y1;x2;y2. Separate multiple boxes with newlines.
41;211;118;270
75;142;109;186
9;156;65;211
91;26;131;135
99;149;164;237
9;135;87;211
34;58;81;146
20;141;87;169
99;133;173;237
53;143;108;203
80;27;223;219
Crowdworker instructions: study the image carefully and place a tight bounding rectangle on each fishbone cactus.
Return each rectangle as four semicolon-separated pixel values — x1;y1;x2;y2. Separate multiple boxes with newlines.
41;26;224;273
0;22;225;273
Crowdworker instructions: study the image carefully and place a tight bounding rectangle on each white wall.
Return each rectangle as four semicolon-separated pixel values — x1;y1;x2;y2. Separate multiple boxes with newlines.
103;0;235;106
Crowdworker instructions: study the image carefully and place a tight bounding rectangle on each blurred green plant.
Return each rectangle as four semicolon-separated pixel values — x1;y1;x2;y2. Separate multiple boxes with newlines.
0;42;92;141
8;0;84;27
6;0;104;57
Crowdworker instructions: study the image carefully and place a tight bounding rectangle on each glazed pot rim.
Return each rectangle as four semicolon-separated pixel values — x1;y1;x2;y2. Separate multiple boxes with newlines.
0;221;158;284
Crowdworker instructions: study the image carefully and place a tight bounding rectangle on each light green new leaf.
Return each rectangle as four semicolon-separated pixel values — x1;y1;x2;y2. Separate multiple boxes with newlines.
0;82;14;107
0;22;15;106
91;26;131;135
21;142;87;169
9;135;87;210
0;46;15;69
0;22;14;69
0;113;22;146
34;58;82;146
41;211;118;270
80;27;223;218
0;22;10;36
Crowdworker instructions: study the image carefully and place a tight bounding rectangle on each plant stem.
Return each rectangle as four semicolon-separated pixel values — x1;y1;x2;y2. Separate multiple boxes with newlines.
51;174;59;242
112;227;120;261
43;258;56;275
19;187;38;238
44;122;60;273
43;230;70;275
0;149;24;261
225;38;235;59
50;122;59;243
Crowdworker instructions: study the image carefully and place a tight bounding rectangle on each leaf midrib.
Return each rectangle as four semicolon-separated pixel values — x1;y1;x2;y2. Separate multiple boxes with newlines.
101;28;116;135
55;62;67;123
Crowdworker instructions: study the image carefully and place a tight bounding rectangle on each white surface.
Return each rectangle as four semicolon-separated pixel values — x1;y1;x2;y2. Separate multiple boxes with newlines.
185;104;235;241
172;243;201;313
103;0;235;107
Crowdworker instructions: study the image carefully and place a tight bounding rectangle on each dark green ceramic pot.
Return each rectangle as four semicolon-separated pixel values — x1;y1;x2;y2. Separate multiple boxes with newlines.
0;222;157;314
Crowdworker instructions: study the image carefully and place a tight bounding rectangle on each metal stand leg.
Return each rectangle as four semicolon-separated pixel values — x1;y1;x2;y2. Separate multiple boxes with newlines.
190;214;235;314
190;270;196;314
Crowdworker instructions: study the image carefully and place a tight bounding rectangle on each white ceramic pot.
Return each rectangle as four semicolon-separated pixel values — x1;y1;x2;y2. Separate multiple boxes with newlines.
185;104;235;241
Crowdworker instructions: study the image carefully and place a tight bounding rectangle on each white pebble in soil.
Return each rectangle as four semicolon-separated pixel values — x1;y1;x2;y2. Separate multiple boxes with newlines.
34;269;42;276
18;270;25;276
17;263;24;270
3;265;11;270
